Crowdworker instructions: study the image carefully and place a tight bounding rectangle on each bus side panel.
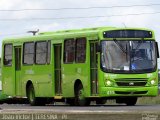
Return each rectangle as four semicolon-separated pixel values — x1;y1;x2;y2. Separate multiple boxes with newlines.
2;66;15;96
21;66;35;97
34;65;53;97
62;38;91;98
21;65;54;97
62;64;90;97
20;40;54;98
2;44;15;96
62;64;75;97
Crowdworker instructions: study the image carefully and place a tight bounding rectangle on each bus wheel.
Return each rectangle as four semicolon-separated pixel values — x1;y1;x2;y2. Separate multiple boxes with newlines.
65;98;75;106
125;97;137;106
27;84;45;106
75;84;90;106
27;84;36;106
96;99;106;105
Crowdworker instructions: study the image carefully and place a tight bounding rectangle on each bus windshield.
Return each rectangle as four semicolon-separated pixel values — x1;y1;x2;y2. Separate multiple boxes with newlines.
101;40;156;73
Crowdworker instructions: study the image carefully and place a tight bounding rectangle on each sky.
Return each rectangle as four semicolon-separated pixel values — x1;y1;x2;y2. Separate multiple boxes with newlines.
0;0;160;66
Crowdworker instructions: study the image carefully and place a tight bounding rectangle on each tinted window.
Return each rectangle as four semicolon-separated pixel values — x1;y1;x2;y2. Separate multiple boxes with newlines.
64;39;75;63
76;38;86;63
36;41;47;64
4;44;12;66
23;42;34;65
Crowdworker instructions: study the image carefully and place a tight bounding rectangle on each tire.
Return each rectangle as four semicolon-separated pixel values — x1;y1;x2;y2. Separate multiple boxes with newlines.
74;84;90;106
65;98;75;106
27;84;45;106
96;99;106;105
125;97;137;106
27;84;36;106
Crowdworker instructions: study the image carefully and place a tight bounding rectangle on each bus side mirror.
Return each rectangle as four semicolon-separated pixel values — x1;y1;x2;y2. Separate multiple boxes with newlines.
156;42;159;58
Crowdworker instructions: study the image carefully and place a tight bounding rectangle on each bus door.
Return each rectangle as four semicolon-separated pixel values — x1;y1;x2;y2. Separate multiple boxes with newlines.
90;41;98;95
54;44;62;95
14;46;21;96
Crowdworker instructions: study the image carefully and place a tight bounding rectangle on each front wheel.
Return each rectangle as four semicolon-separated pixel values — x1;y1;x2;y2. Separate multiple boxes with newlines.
125;97;137;106
74;84;90;106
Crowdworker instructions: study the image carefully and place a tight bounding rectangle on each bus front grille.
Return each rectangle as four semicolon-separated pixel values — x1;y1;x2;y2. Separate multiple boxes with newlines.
115;78;147;87
116;81;147;86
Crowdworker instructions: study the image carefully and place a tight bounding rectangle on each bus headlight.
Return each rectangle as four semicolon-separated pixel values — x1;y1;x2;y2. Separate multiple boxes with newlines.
105;80;113;86
150;80;156;85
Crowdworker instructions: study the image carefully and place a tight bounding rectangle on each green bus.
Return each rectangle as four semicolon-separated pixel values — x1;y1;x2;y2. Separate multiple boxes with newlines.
0;64;9;102
1;27;159;106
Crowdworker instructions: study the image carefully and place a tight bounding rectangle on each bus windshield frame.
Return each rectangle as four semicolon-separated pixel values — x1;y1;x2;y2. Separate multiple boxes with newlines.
101;40;157;74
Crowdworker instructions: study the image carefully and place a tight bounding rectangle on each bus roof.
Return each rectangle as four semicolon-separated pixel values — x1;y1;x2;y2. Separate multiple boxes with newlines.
38;27;115;35
2;26;154;43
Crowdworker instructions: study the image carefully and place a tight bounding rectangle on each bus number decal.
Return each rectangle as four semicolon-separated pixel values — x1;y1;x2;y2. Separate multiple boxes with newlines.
25;69;34;75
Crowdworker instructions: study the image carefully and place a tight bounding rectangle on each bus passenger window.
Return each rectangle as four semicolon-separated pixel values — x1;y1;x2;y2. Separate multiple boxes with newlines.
23;42;34;65
4;44;12;66
64;39;75;63
36;41;47;64
76;38;86;63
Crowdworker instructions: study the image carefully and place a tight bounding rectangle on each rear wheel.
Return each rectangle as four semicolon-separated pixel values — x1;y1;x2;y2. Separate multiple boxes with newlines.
66;98;75;106
27;84;36;106
75;84;90;106
96;99;106;105
27;84;45;106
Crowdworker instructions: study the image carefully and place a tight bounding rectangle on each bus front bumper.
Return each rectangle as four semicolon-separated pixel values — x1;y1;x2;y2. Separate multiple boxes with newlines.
99;86;158;97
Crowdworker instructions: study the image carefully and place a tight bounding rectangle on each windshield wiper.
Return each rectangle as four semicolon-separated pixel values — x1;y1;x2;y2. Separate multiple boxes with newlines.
113;39;127;54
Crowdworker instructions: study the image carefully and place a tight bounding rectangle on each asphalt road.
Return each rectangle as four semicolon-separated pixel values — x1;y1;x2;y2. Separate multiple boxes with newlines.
0;104;160;112
0;104;160;120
